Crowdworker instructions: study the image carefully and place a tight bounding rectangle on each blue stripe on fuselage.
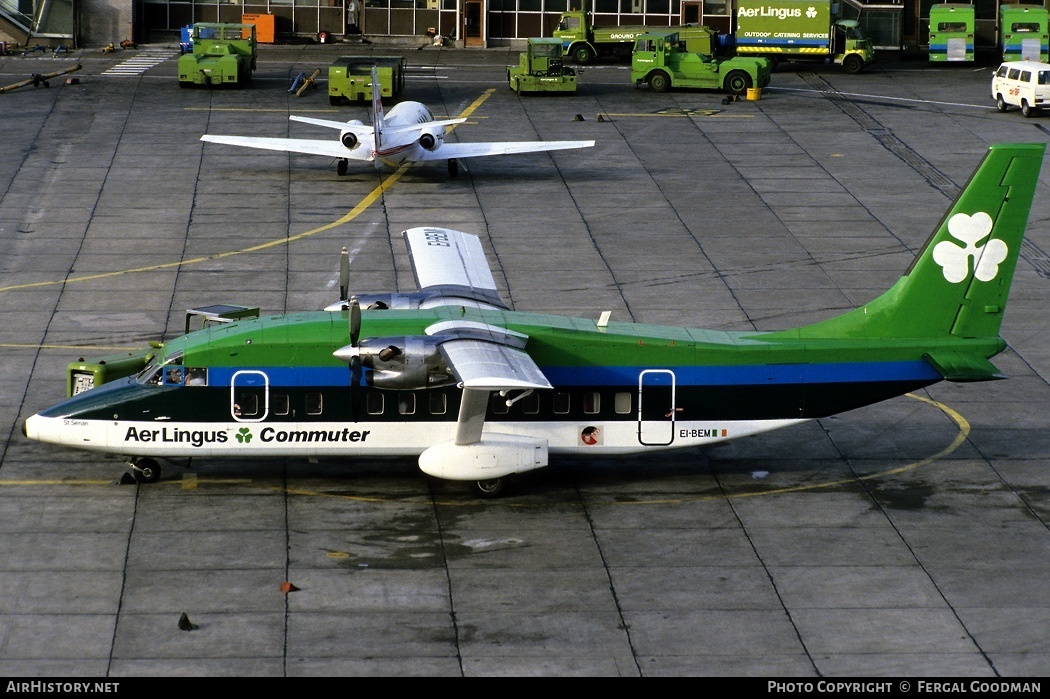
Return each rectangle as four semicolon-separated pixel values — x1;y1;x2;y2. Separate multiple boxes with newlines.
206;360;939;388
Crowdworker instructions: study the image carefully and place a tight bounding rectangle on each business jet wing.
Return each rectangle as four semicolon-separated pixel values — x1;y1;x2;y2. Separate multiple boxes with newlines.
200;134;365;160
416;139;595;161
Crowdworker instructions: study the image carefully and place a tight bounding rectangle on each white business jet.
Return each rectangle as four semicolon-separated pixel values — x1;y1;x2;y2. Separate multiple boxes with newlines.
200;65;594;177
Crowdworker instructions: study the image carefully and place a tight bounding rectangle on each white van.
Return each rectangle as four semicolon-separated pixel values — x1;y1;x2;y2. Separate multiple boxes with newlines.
992;60;1050;117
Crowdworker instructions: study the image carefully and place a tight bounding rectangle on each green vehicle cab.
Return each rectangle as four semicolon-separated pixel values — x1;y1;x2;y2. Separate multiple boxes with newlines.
632;30;772;95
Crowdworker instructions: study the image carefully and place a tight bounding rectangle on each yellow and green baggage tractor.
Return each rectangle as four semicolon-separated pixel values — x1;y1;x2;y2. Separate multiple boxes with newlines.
329;55;405;105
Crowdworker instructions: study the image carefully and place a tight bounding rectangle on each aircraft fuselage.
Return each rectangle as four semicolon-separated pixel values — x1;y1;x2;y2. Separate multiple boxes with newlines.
24;305;992;461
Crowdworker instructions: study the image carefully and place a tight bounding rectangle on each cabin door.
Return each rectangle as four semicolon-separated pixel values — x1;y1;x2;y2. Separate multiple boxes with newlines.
637;369;676;446
231;370;269;422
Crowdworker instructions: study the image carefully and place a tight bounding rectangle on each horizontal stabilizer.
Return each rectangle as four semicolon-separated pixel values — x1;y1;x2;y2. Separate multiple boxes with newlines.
923;351;1005;382
383;118;467;136
289;115;367;131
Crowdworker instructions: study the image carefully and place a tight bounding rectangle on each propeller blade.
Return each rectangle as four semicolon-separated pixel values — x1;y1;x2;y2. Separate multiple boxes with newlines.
349;296;361;347
339;247;350;301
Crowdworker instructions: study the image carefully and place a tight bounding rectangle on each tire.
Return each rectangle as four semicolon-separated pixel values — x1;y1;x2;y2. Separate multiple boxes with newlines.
724;70;752;96
996;94;1008;112
337;159;348;177
133;458;160;484
473;478;507;498
572;45;593;64
648;71;671;93
843;54;863;74
1022;100;1033;118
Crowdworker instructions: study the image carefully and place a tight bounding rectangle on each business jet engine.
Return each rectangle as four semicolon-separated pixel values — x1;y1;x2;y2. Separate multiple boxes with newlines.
339;120;364;150
334;335;455;390
418;131;442;151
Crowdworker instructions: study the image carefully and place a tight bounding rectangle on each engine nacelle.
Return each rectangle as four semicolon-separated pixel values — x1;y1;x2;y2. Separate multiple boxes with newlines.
340;131;360;150
418;435;549;481
418;132;439;151
335;335;455;390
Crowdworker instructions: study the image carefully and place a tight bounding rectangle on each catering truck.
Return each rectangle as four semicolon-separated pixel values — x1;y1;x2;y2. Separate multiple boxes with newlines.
177;23;257;87
928;3;975;62
632;30;773;94
999;4;1048;63
731;0;874;73
554;10;716;64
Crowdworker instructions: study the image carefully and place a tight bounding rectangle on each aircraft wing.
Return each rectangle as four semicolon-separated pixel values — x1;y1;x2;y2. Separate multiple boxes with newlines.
200;135;373;161
425;320;552;445
416;139;595;161
404;227;508;309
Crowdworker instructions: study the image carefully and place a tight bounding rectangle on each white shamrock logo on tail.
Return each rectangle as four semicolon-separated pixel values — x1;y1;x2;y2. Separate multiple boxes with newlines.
932;212;1007;283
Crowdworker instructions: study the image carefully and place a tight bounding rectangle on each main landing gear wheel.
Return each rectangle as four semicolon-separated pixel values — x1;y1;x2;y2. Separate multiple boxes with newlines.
337;159;348;176
129;458;161;484
472;478;507;498
448;158;459;177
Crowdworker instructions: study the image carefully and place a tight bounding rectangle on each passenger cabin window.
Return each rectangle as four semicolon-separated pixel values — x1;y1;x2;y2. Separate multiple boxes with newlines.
1009;68;1022;79
272;393;290;416
615;392;632;415
367;393;384;415
522;392;540;415
1040;71;1050;85
1021;70;1033;82
399;393;416;415
553;391;570;415
306;392;323;415
583;392;600;415
429;391;447;415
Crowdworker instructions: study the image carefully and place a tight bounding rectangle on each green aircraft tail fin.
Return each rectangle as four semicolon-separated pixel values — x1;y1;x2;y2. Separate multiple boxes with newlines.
797;143;1044;341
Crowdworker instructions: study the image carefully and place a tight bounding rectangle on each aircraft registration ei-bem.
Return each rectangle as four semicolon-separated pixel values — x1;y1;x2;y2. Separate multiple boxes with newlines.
199;66;595;177
22;143;1044;497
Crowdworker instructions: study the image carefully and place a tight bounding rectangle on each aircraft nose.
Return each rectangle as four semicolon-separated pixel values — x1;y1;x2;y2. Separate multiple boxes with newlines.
21;418;28;438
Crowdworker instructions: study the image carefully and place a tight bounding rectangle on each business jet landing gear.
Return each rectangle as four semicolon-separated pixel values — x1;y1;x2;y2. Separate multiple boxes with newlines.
337;159;348;176
128;457;161;484
448;158;459;178
472;477;506;498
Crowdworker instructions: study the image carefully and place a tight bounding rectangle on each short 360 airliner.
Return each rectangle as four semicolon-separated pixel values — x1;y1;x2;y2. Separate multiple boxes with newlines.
23;144;1044;496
